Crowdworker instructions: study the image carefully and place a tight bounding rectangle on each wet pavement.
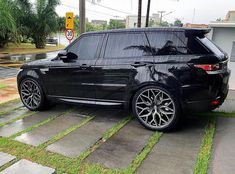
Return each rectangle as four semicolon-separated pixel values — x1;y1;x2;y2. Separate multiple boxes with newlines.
0;159;55;174
15;110;88;146
0;94;234;173
0;152;15;167
46;108;125;157
208;117;235;174
86;120;153;169
0;67;18;79
136;117;207;174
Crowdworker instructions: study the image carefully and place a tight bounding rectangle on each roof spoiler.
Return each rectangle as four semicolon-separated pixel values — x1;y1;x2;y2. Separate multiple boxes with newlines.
185;28;211;37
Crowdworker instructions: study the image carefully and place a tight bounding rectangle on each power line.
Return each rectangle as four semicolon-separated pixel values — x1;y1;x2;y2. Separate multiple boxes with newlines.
61;3;124;18
86;0;132;15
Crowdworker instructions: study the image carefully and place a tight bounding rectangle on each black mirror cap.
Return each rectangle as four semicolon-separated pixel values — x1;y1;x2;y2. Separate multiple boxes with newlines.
58;50;68;59
67;52;78;60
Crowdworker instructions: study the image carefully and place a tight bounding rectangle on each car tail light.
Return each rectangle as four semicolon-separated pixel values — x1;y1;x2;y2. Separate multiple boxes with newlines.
211;100;220;106
194;64;220;71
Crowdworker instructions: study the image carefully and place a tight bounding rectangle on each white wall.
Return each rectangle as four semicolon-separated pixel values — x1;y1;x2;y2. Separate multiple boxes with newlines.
211;27;235;89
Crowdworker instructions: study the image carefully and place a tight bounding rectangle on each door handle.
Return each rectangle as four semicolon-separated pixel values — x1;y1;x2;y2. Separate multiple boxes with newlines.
80;64;88;69
131;62;147;68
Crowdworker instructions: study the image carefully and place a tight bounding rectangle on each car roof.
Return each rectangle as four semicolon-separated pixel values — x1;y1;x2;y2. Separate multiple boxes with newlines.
82;27;211;36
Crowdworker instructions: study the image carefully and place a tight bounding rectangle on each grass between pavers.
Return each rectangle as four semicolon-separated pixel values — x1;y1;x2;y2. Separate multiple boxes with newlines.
0;83;8;89
194;116;216;174
9;108;75;139
0;158;20;172
0;115;132;174
0;111;36;127
0;106;23;116
0;98;20;106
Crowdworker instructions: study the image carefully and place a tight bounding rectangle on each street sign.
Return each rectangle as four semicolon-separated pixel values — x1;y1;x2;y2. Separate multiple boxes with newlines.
65;29;74;43
66;12;74;29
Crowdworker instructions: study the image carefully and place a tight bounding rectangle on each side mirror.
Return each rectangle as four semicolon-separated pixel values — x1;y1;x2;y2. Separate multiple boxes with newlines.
58;51;78;60
58;50;68;59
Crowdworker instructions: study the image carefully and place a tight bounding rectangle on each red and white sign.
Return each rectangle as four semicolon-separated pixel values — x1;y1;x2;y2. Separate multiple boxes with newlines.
65;29;74;42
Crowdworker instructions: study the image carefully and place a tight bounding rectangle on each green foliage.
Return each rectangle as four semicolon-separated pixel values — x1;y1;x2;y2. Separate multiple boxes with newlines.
174;18;183;27
108;19;126;29
0;0;18;48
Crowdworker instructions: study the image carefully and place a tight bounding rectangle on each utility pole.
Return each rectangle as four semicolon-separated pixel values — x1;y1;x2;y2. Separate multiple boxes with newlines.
137;0;142;28
158;11;166;26
79;0;86;34
145;0;151;27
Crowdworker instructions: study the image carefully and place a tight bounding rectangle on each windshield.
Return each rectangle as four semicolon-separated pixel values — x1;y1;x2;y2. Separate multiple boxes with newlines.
197;37;224;57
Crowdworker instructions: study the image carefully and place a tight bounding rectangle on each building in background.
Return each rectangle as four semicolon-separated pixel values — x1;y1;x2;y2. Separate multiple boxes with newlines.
126;13;160;28
184;23;208;28
91;20;107;26
208;11;235;89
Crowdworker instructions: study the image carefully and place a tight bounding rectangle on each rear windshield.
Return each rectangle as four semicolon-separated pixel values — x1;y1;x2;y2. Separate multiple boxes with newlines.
197;37;224;56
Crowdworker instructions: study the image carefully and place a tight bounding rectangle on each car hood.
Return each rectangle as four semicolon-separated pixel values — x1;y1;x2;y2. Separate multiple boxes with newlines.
20;57;54;69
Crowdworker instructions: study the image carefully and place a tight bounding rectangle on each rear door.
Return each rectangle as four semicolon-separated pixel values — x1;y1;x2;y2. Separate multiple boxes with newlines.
93;32;152;103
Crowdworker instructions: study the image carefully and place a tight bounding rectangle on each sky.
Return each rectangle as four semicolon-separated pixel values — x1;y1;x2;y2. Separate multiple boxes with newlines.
53;0;235;24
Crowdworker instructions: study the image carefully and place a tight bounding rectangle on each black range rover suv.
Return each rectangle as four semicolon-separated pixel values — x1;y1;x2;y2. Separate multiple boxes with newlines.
17;28;230;131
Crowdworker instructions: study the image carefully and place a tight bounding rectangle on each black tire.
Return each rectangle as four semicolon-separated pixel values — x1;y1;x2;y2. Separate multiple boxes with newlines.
132;85;181;132
19;78;47;111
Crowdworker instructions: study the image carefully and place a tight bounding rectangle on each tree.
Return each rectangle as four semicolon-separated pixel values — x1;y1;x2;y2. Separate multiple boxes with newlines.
30;0;59;48
108;19;125;29
174;19;183;27
0;0;18;48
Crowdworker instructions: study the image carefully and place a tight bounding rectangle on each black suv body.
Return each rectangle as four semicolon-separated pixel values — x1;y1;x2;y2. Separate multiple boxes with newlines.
17;28;230;131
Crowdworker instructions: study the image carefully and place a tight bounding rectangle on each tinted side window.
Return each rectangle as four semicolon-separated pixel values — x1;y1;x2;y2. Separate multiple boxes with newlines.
104;33;148;58
69;35;102;59
147;31;188;55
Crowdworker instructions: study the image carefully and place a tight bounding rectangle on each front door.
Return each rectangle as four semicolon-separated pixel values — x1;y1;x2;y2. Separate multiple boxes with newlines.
45;34;104;100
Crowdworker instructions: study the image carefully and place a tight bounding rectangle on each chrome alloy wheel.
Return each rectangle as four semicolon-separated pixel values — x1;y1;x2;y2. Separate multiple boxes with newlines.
20;79;42;110
135;88;175;129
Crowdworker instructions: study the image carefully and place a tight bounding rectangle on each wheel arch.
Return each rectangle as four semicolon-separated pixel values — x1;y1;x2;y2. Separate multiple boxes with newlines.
128;82;184;111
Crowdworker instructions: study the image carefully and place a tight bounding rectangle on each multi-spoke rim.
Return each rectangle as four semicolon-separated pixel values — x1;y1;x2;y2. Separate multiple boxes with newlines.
135;88;175;129
20;80;41;109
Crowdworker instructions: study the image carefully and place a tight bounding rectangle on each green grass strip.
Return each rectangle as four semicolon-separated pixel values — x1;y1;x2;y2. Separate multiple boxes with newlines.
0;106;23;116
194;116;216;174
0;111;36;127
39;115;94;149
9;108;74;139
0;83;8;89
0;98;20;106
123;131;162;174
78;116;132;162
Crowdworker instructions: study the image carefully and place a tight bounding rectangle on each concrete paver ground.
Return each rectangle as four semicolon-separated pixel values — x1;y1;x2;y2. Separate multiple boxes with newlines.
0;107;33;124
216;90;235;113
85;120;153;169
46;108;125;157
0;105;69;137
0;152;15;167
136;117;207;174
0;159;55;174
208;117;235;174
0;100;22;114
15;110;88;146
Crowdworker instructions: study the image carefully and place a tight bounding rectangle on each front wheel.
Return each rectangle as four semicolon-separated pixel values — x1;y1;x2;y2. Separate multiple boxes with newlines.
132;86;181;132
19;78;46;111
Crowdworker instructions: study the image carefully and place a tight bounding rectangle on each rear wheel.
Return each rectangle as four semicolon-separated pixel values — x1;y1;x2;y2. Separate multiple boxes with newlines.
19;78;46;111
132;86;180;132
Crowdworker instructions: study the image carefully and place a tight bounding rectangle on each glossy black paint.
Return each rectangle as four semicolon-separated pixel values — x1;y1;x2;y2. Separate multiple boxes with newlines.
17;27;230;112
